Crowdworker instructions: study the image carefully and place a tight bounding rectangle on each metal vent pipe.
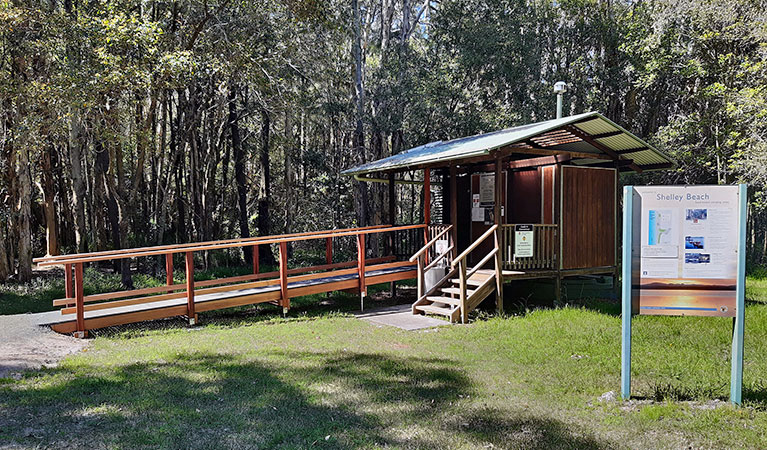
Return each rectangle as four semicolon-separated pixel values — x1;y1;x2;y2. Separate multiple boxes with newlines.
554;81;567;119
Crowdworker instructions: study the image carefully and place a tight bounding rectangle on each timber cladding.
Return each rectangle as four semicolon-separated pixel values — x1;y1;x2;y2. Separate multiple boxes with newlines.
560;166;616;270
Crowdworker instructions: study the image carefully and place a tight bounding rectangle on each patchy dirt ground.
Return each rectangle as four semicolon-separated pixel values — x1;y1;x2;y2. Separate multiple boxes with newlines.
0;312;88;378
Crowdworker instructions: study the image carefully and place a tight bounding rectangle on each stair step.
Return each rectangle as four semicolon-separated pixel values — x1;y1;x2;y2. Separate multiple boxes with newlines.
426;295;461;306
415;304;455;316
439;287;476;297
449;278;485;287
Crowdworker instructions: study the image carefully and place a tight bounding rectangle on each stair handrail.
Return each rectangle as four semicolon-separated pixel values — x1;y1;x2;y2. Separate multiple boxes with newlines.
451;224;501;324
451;224;498;268
410;225;454;301
409;225;453;262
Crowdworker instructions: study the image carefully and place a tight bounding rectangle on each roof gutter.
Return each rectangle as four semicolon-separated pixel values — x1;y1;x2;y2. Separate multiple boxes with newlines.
353;174;434;185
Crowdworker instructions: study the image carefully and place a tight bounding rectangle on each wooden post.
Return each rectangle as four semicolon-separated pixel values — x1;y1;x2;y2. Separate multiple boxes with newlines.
64;263;74;306
388;172;396;297
325;237;333;265
279;241;289;313
357;233;367;311
423;168;431;264
494;155;504;313
494;227;504;314
74;262;86;338
449;166;458;261
424;167;431;230
165;253;173;286
252;244;259;274
494;154;502;225
416;256;425;300
555;163;563;305
459;261;467;324
185;251;196;325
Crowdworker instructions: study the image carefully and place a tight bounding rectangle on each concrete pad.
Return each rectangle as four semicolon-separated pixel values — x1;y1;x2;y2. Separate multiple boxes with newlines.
355;304;449;330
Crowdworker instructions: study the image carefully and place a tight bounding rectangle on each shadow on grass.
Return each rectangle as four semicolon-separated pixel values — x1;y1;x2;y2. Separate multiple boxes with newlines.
0;350;608;449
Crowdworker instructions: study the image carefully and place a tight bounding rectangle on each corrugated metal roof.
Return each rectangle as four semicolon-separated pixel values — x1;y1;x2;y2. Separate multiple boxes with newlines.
342;111;673;175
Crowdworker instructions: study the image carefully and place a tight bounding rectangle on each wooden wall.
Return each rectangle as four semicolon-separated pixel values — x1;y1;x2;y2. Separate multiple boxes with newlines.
560;166;616;270
507;169;541;223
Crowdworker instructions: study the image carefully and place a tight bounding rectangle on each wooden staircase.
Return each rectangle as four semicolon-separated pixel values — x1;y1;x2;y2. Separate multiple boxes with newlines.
411;225;503;323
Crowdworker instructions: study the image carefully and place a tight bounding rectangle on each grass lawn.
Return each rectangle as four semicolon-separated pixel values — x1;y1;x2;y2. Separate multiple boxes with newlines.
1;277;767;448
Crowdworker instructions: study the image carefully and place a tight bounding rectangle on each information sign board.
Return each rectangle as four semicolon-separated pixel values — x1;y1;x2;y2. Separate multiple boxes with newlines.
514;224;534;258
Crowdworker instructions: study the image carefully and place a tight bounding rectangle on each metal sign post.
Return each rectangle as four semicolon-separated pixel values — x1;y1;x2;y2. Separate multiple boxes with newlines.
621;184;747;405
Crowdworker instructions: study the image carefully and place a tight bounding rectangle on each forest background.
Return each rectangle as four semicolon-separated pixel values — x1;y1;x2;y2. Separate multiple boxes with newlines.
1;0;765;283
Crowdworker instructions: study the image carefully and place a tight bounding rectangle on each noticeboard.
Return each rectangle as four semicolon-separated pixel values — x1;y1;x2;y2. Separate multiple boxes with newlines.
631;185;740;317
621;184;747;405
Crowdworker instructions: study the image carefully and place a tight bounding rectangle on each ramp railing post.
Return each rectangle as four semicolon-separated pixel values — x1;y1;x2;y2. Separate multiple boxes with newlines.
64;263;74;306
279;242;289;314
252;244;259;274
74;262;86;338
165;253;174;286
357;233;366;310
185;251;196;325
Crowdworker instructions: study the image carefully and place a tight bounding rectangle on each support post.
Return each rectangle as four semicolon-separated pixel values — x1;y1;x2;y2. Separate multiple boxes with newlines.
64;263;74;305
388;172;396;297
253;244;259;274
493;155;504;313
423;168;431;244
185;251;196;325
459;261;467;324
416;256;425;300
555;163;563;305
279;242;289;312
493;228;504;314
325;237;333;265
494;154;502;225
357;233;366;310
165;253;173;286
731;183;747;405
74;262;86;338
621;186;633;400
450;165;458;261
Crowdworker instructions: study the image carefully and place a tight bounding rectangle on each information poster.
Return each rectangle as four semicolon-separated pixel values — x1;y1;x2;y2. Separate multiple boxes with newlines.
631;186;740;317
479;174;495;206
514;224;534;258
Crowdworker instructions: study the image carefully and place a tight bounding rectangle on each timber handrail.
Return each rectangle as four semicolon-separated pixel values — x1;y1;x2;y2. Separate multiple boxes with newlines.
47;223;424;336
409;225;453;262
34;224;395;266
51;256;396;307
37;224;424;266
451;224;499;268
466;247;498;279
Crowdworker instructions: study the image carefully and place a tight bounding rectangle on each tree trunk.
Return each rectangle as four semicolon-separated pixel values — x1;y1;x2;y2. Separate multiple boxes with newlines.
229;85;251;264
17;145;33;281
40;145;59;256
352;0;370;228
68;110;89;252
257;108;275;265
0;218;8;281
